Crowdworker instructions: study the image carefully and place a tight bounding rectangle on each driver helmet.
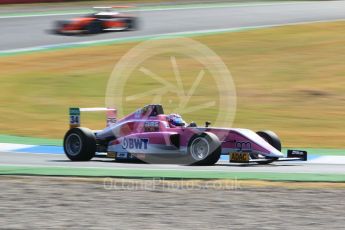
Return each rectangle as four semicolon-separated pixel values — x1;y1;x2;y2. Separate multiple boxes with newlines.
167;114;186;127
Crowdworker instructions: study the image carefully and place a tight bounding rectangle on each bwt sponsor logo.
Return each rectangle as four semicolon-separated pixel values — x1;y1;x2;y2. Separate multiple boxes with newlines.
122;138;149;150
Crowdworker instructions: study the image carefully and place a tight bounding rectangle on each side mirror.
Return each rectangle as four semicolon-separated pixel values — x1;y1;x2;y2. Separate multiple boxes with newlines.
205;121;211;128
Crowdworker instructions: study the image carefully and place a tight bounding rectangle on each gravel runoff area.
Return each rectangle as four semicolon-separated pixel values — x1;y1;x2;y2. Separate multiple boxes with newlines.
0;176;344;229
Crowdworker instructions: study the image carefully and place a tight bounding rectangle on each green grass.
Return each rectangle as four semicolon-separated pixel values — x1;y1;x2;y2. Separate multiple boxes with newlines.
0;165;344;182
0;134;62;145
0;21;344;148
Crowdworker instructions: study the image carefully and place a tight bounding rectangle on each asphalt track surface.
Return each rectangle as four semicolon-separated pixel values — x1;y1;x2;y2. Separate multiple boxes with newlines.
1;1;345;51
1;152;344;175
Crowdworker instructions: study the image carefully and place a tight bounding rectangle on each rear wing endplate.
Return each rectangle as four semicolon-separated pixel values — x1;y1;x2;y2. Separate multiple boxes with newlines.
69;107;117;129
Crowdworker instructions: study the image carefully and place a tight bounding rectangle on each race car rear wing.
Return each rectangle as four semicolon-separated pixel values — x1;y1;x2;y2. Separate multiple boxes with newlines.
93;6;133;12
69;107;117;129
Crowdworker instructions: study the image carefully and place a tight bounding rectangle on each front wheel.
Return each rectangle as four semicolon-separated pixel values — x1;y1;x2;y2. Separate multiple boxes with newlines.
126;18;137;30
255;130;282;164
188;132;221;166
256;130;281;151
63;127;96;161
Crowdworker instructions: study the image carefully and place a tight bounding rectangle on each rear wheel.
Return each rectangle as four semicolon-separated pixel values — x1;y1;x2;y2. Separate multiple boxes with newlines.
188;132;221;166
64;127;96;161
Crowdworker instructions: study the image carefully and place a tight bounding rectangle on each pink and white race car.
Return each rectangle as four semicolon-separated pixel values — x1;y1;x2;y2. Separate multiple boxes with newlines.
63;104;307;165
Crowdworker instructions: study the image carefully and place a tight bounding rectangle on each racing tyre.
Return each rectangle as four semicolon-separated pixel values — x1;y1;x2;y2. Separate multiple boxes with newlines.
255;130;281;164
85;20;102;34
188;132;221;166
256;130;281;151
64;127;96;161
126;18;137;30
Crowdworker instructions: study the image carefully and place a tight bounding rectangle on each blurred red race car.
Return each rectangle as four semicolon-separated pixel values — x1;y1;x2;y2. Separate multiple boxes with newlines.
54;6;137;34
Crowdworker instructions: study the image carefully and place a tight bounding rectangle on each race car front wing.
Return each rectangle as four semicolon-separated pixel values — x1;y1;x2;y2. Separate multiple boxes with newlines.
230;150;307;163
